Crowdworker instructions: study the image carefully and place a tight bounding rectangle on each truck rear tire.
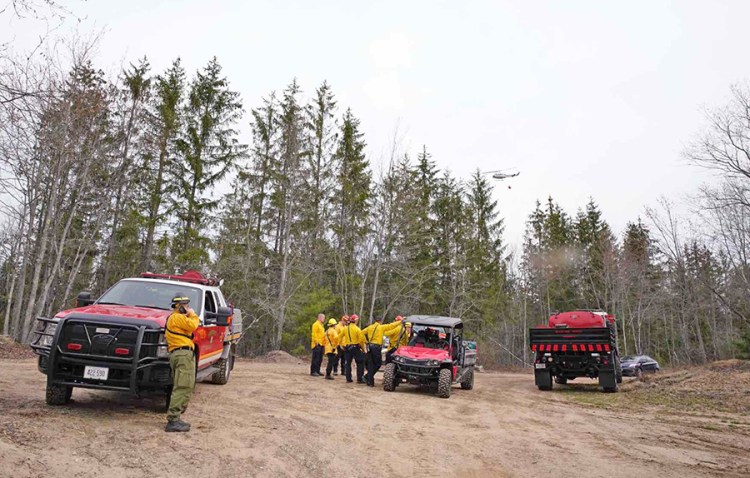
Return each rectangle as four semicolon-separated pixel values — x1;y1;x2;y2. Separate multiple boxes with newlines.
210;353;233;385
437;368;452;398
535;369;553;391
382;363;397;392
600;372;618;393
460;368;474;390
614;352;623;384
46;384;72;405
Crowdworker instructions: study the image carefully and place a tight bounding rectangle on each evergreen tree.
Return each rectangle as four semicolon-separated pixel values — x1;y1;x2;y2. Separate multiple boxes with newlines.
332;108;370;312
142;58;185;271
173;58;246;266
464;170;506;331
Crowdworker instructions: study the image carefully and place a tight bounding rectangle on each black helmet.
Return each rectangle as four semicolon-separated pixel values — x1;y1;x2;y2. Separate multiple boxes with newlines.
170;295;191;308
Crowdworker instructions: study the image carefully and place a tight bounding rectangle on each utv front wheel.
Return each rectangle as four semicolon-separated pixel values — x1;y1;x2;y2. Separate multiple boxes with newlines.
46;384;72;405
460;368;474;390
382;363;397;392
437;368;452;398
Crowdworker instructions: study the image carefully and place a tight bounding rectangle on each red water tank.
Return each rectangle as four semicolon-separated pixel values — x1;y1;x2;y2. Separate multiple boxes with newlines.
548;310;614;329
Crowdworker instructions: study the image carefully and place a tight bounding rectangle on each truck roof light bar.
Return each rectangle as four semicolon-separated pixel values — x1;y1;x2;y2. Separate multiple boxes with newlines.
140;270;219;286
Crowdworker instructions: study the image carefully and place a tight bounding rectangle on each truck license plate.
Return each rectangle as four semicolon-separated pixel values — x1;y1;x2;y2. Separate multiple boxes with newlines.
83;366;109;380
535;363;546;369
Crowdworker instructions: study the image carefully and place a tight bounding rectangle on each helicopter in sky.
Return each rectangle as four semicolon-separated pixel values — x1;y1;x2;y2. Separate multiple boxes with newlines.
490;171;520;180
482;168;520;188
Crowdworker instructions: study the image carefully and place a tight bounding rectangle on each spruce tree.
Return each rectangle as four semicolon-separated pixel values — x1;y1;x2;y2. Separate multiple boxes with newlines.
332;108;370;312
142;58;185;271
173;57;246;266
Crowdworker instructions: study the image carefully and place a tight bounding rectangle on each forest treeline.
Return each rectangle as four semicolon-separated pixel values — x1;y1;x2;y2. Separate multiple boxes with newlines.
1;47;749;366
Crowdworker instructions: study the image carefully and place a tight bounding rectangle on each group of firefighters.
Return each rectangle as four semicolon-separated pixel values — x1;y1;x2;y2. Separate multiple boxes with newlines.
309;313;412;386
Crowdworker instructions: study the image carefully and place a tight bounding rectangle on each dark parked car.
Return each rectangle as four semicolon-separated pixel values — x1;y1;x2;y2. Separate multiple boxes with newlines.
620;355;660;377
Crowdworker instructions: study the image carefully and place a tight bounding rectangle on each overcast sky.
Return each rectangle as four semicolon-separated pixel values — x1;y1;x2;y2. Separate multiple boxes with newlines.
5;0;745;248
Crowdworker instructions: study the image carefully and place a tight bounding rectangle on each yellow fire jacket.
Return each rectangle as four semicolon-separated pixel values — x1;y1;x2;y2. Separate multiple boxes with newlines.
311;320;326;349
361;321;403;346
324;327;339;355
338;323;365;350
165;309;200;352
385;323;410;351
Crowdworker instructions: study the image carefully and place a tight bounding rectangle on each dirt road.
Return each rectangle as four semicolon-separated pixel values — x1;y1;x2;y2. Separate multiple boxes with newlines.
1;358;749;478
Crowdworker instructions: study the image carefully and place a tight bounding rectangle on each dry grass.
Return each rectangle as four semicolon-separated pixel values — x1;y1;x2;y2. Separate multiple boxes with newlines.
562;360;750;415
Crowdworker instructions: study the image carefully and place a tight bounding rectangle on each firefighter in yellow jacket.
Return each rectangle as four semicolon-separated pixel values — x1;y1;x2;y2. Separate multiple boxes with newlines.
338;314;366;383
385;317;411;364
165;295;200;433
361;317;404;387
310;313;326;377
334;316;347;375
324;319;339;380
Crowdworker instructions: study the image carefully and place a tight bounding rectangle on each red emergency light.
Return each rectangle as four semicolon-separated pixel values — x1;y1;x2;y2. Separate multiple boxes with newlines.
140;270;219;286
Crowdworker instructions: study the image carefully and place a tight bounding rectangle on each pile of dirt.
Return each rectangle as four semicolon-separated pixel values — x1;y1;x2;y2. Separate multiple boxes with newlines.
0;336;35;360
251;350;305;364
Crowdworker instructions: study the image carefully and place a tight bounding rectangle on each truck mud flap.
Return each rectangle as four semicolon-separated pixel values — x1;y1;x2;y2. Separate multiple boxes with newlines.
534;369;552;391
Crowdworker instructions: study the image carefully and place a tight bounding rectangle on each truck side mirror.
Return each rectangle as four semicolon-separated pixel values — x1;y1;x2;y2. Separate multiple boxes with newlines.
211;306;232;327
76;292;94;307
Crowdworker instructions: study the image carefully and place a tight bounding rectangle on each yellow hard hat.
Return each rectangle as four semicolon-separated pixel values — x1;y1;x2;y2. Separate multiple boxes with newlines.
405;322;412;327
327;318;337;326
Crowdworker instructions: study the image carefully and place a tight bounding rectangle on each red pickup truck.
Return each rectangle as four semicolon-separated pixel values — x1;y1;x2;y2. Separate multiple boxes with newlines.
30;271;242;406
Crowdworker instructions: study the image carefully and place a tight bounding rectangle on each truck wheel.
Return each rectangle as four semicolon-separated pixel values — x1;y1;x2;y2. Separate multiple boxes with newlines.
554;376;567;385
614;352;623;384
437;368;452;398
46;384;72;405
635;367;643;380
600;372;618;393
210;355;232;385
382;363;397;392
460;368;474;390
535;370;553;391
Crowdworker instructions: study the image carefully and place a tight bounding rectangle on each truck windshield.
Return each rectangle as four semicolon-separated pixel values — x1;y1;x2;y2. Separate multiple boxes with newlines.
97;280;203;313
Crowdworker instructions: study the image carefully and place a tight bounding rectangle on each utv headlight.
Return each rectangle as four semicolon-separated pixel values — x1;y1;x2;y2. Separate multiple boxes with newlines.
156;333;169;358
394;356;403;363
430;360;439;366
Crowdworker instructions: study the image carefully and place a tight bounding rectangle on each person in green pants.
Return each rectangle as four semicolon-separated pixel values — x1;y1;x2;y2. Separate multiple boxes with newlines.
165;295;200;432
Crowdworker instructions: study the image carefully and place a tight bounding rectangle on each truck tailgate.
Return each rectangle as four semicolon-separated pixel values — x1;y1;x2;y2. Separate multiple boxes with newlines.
529;327;614;352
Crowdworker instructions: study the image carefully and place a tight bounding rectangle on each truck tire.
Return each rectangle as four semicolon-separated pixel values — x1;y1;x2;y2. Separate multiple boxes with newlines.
635;367;643;380
554;376;567;385
210;353;234;385
535;370;553;391
460;368;474;390
614;352;623;384
46;384;72;405
382;363;397;392
600;372;618;393
437;368;452;398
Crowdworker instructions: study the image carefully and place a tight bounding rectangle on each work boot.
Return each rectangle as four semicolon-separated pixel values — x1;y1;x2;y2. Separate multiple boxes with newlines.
333;372;338;375
165;419;190;433
357;379;365;384
315;372;324;376
325;375;334;380
346;379;353;383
